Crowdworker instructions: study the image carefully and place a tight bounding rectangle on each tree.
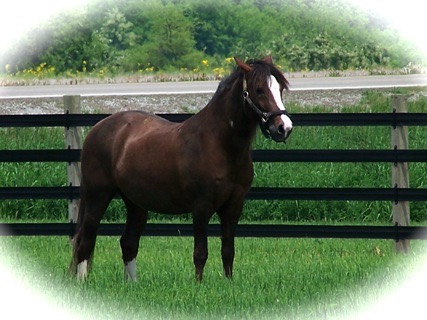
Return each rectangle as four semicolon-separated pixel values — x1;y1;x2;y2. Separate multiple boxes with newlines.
84;7;136;71
189;0;237;57
2;0;422;75
98;7;136;51
142;4;201;70
40;10;95;73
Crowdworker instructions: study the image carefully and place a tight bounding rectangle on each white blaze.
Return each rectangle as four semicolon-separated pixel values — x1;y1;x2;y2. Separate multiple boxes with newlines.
268;75;293;133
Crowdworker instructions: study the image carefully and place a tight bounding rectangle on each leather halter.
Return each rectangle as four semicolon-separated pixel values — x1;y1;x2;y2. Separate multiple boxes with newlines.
242;77;289;138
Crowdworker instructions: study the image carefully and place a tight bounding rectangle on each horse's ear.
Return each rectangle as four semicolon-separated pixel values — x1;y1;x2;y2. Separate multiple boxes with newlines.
264;55;273;64
234;57;252;73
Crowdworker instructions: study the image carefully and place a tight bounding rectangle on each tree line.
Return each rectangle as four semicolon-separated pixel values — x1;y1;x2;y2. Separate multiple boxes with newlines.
2;0;424;76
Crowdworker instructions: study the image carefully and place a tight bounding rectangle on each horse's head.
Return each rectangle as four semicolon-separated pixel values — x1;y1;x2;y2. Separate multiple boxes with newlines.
234;56;292;142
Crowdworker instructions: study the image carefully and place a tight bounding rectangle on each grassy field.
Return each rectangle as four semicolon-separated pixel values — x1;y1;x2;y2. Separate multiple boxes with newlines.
1;88;427;319
1;88;427;223
1;236;426;319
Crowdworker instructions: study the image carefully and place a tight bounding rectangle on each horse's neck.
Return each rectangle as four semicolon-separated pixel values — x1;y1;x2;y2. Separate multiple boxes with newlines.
189;83;258;152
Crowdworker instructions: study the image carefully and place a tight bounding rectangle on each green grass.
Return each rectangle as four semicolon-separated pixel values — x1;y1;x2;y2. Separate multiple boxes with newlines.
1;89;427;318
247;89;427;223
1;236;426;319
1;88;427;222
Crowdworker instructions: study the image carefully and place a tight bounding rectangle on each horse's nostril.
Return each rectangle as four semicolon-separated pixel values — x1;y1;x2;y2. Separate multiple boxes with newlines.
277;124;285;135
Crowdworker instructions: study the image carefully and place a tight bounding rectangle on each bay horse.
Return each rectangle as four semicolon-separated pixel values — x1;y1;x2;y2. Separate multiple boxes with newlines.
70;56;292;281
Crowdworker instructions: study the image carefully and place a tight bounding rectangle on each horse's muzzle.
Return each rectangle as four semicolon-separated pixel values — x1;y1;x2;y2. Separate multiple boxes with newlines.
269;124;292;142
268;115;293;142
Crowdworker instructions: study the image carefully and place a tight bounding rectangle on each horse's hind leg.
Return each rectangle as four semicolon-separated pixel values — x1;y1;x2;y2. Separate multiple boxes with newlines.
120;196;148;281
72;190;114;280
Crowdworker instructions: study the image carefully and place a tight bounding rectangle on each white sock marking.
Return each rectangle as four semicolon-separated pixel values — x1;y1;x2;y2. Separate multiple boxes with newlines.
124;258;137;281
269;75;293;133
77;260;88;280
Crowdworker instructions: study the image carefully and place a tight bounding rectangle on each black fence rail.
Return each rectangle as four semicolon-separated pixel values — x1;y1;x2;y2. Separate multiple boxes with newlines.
1;186;427;202
2;112;427;127
1;112;426;239
1;222;426;240
2;149;427;163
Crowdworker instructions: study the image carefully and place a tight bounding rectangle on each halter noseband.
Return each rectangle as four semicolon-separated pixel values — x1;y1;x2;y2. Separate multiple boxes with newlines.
242;78;289;139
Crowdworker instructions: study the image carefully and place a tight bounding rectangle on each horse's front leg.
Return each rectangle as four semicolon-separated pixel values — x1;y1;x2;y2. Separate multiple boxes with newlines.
218;197;244;279
192;208;213;281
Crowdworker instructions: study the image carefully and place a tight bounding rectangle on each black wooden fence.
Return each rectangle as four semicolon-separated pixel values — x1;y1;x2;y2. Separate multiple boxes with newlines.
1;112;427;240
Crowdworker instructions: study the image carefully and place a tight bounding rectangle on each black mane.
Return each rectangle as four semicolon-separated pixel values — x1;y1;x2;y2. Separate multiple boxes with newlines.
213;59;289;99
246;59;289;91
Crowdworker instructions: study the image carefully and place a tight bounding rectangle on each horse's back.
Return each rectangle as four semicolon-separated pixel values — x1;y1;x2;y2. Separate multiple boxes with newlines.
80;111;177;187
83;110;174;150
90;111;171;137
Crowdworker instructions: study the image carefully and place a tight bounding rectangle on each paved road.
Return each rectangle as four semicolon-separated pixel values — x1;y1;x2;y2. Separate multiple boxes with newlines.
1;74;426;98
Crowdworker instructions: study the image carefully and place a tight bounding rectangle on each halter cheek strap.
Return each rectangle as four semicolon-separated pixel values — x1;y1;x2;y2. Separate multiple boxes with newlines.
242;78;290;138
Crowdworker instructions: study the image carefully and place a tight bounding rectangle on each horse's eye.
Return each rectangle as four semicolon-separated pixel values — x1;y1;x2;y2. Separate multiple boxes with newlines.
256;88;264;95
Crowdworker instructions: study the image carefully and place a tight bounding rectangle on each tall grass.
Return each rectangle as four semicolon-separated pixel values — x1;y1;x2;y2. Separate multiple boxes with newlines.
1;89;426;320
1;88;427;222
1;236;426;319
248;89;427;223
0;127;68;219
